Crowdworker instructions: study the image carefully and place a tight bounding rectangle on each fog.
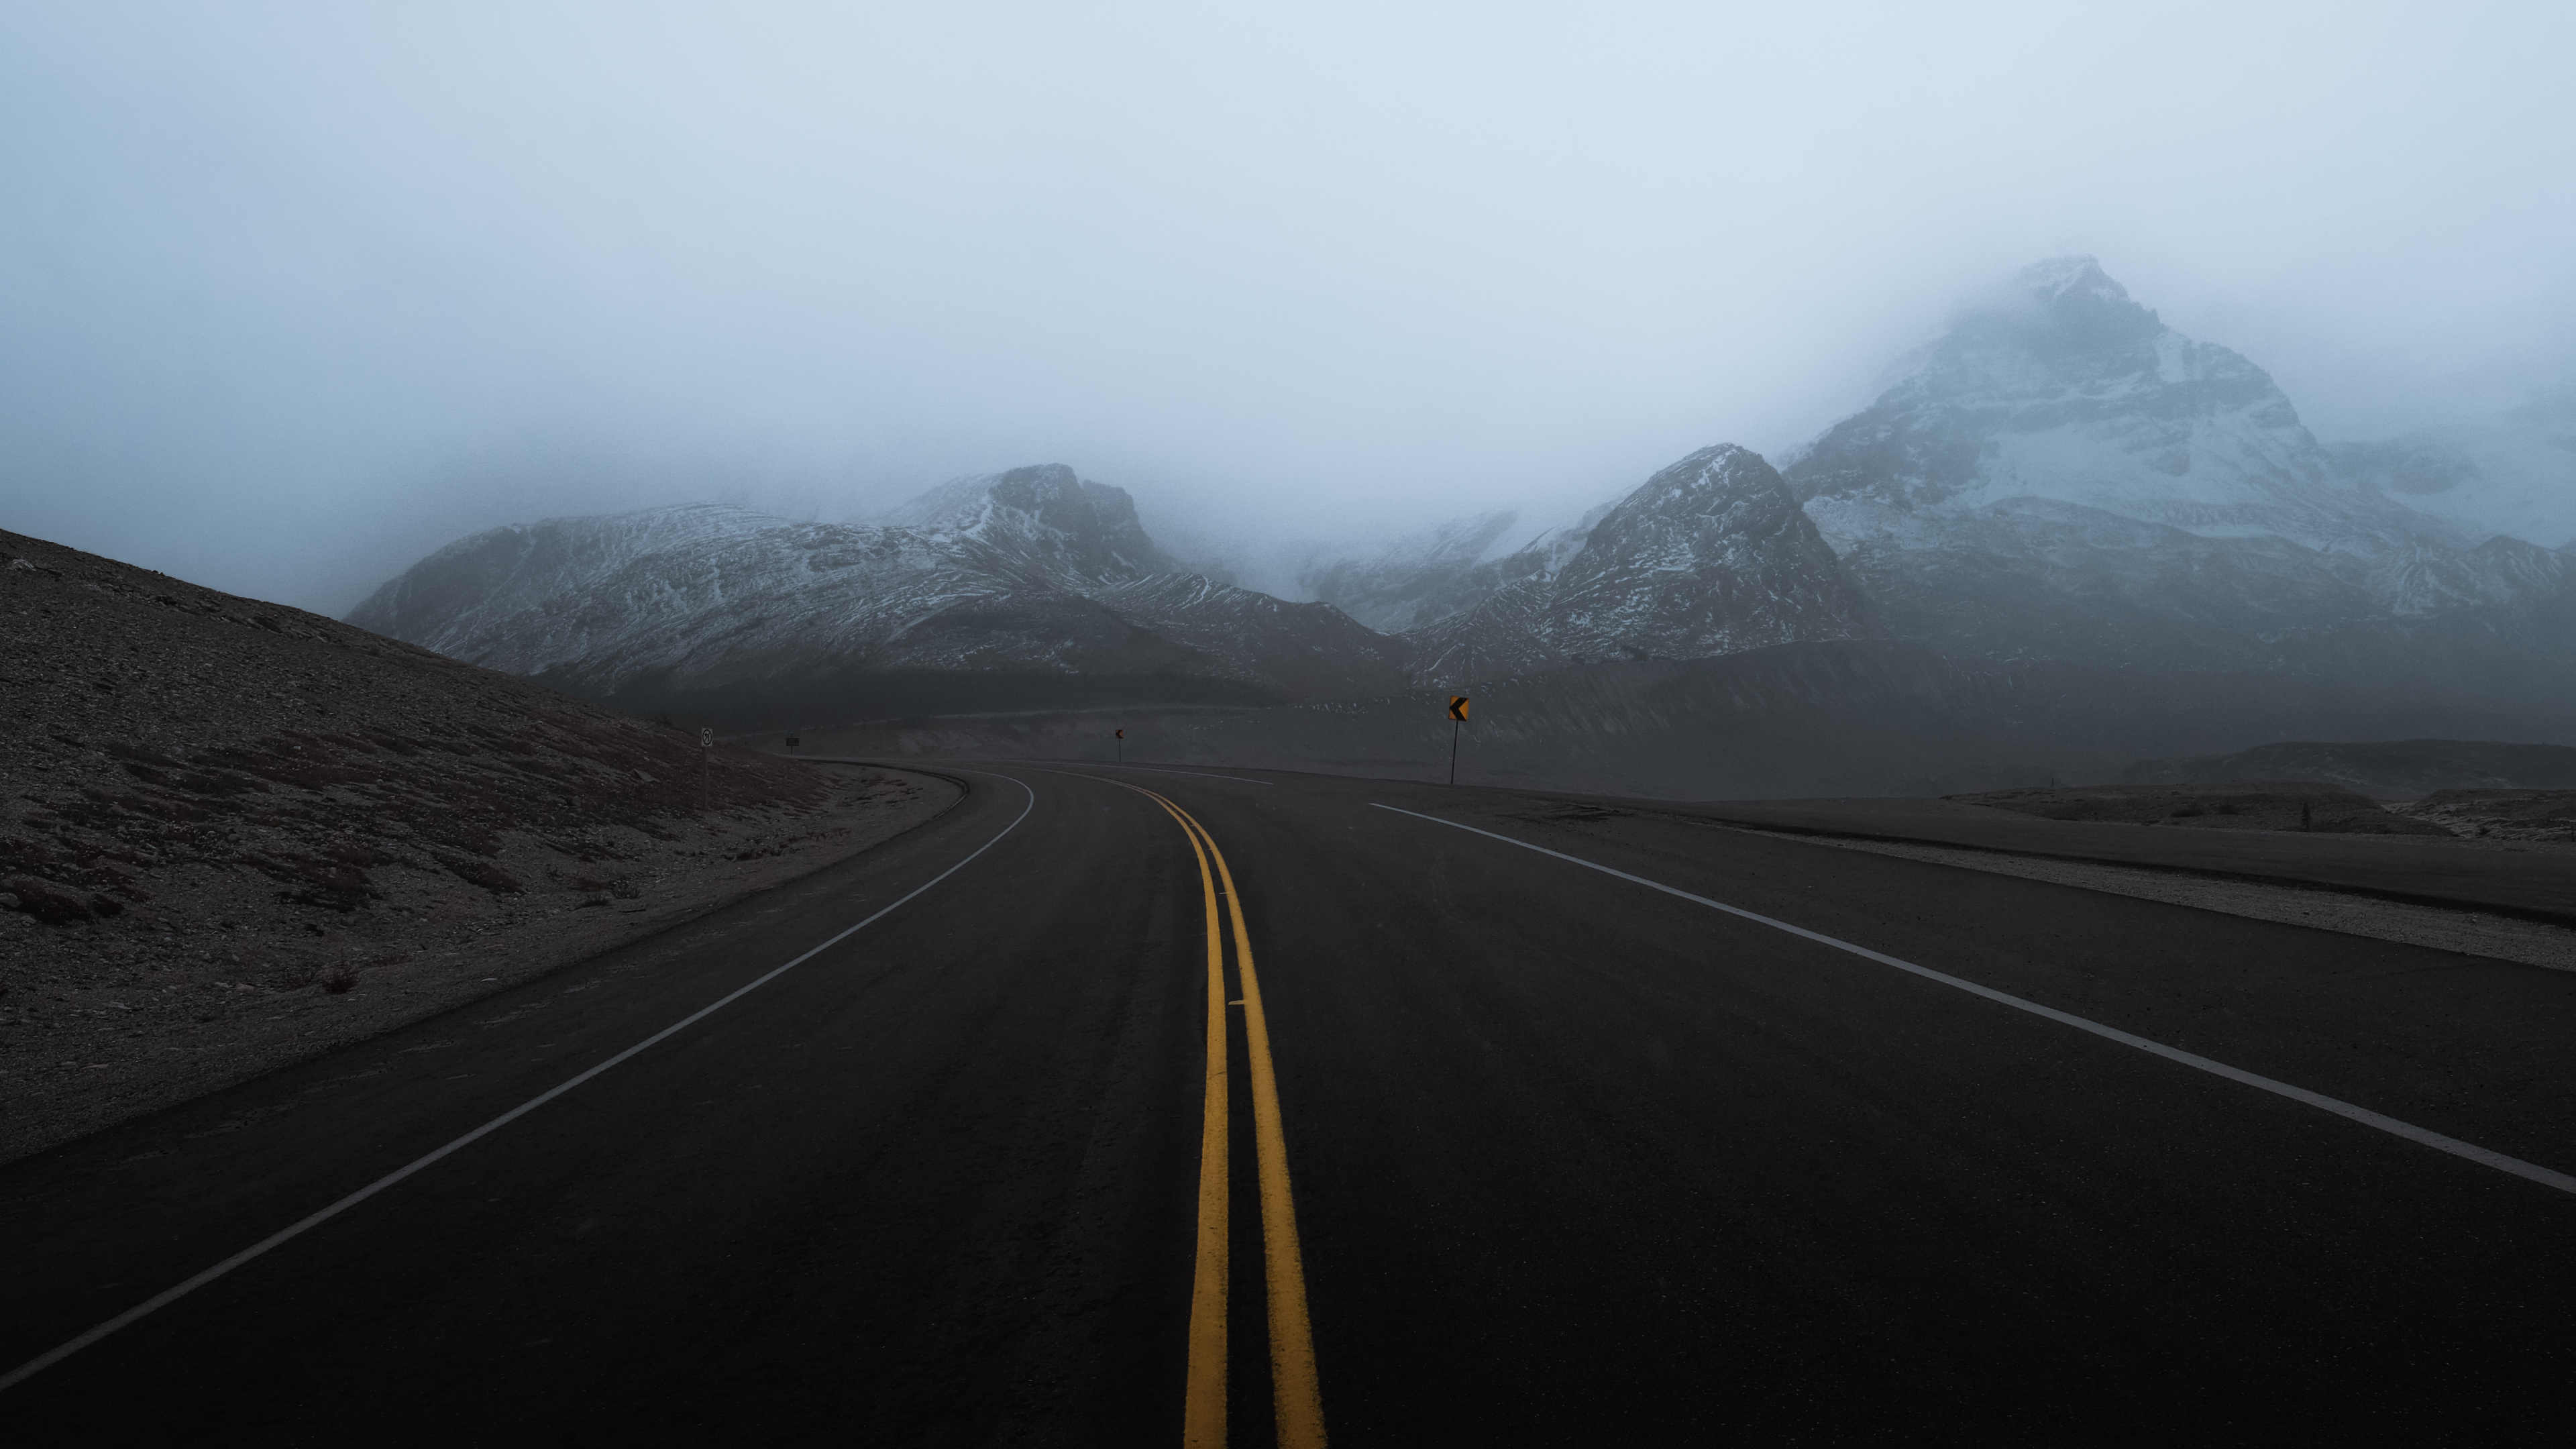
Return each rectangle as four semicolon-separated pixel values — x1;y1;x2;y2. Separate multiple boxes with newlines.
3;1;2571;614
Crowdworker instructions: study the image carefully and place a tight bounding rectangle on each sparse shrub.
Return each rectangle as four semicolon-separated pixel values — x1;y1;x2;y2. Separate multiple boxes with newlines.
321;965;358;994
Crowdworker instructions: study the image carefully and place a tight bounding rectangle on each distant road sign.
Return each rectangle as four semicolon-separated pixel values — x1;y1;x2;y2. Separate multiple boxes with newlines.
1448;696;1470;721
1116;729;1126;739
786;735;801;749
700;727;713;748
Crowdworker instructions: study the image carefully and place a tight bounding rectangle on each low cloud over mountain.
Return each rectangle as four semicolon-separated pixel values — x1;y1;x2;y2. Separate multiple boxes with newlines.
350;464;1408;722
350;260;2576;788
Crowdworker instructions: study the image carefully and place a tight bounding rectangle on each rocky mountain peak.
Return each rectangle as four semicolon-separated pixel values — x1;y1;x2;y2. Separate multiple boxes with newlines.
1548;445;1867;661
1774;256;2565;655
888;463;1179;586
1566;445;1799;569
2017;254;2134;309
1788;256;2337;525
1942;254;2163;360
983;463;1092;530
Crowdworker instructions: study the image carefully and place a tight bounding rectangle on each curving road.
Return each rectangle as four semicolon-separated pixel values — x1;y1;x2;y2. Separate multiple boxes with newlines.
5;763;2575;1444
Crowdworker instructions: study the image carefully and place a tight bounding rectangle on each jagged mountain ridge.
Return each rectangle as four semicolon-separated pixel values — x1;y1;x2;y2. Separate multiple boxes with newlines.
354;442;1857;722
350;466;1405;719
873;463;1186;582
1328;258;2576;679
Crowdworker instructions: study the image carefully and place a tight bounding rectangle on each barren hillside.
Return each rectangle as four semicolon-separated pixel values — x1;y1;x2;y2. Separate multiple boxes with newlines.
1;528;955;1163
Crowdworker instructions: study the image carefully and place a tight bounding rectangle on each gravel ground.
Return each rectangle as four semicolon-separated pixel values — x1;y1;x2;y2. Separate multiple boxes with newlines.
1;527;962;1164
1727;827;2576;973
2391;788;2576;843
1949;781;2451;835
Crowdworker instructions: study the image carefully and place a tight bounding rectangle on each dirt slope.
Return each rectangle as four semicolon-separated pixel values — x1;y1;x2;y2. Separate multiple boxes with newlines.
1;528;957;1163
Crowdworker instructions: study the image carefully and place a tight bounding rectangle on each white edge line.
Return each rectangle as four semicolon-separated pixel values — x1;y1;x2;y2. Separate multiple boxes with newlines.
1371;803;2576;1198
0;776;1041;1396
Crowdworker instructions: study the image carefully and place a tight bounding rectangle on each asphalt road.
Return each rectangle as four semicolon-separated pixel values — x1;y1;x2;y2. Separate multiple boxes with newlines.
5;763;2575;1445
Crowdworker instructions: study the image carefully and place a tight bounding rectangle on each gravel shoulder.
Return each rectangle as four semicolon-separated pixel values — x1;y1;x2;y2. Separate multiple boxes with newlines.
1676;795;2576;921
1719;825;2576;973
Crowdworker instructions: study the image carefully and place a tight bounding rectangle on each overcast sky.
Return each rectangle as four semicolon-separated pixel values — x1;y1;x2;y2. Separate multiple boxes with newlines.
4;1;2572;612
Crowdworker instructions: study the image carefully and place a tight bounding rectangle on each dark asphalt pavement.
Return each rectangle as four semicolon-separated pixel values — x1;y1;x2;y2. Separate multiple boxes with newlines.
5;763;2574;1445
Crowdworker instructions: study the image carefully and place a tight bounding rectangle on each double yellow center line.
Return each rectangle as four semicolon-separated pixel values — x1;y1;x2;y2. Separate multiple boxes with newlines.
1128;784;1327;1449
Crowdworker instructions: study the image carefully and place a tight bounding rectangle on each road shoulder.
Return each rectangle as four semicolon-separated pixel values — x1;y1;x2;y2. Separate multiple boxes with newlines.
0;765;962;1165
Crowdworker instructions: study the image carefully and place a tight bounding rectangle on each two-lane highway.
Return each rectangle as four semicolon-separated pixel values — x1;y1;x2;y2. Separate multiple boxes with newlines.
7;763;2575;1444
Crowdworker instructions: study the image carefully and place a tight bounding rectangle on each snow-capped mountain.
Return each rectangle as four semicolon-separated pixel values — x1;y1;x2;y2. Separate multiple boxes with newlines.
2330;386;2576;548
1778;257;2572;658
873;463;1185;582
1552;445;1868;657
350;259;2576;768
1407;445;1871;680
1285;256;2575;695
348;466;1403;720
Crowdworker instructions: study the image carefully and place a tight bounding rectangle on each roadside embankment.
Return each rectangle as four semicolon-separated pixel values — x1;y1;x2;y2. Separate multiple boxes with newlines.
1;528;961;1163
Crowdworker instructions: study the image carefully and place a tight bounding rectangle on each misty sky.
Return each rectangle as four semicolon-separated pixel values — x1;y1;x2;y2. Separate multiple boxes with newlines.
4;1;2573;612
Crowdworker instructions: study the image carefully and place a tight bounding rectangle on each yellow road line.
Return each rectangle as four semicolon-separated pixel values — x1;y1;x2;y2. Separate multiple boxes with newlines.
1144;793;1232;1449
1149;790;1328;1449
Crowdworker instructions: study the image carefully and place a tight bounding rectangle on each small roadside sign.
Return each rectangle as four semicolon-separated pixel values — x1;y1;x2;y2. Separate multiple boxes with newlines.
700;727;713;749
1448;696;1470;720
1116;729;1126;739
